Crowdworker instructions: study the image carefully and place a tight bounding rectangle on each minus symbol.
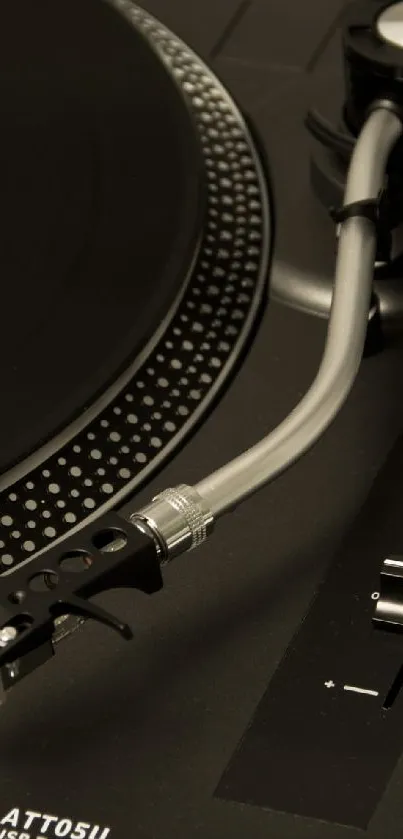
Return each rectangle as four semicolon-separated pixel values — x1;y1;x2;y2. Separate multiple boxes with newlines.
343;685;379;697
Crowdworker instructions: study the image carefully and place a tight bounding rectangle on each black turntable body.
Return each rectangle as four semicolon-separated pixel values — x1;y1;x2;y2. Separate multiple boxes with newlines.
4;1;403;838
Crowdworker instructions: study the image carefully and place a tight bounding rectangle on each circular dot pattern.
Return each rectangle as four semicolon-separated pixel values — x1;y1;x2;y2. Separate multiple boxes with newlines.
0;1;269;570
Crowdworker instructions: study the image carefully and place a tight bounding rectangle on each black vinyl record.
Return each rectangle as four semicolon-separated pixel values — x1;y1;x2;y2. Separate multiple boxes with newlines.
0;0;272;570
0;0;203;475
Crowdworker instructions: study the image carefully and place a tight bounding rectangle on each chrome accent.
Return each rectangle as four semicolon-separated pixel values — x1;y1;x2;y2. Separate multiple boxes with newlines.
130;517;163;561
6;661;19;680
377;2;403;49
53;614;86;645
0;627;17;648
132;484;214;562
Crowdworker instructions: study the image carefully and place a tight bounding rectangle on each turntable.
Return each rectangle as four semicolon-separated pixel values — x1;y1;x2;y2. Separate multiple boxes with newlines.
3;1;403;838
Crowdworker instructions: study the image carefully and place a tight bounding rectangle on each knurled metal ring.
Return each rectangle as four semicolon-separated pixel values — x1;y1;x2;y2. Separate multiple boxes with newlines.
153;484;212;549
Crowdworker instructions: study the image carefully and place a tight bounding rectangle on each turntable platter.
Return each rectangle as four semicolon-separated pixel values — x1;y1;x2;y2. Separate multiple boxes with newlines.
0;0;203;475
0;0;271;569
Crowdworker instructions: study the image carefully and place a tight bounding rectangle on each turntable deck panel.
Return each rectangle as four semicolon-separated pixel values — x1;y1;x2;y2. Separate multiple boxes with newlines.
2;2;403;839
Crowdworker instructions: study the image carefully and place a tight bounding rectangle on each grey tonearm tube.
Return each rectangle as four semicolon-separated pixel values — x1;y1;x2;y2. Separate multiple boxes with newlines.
131;104;403;562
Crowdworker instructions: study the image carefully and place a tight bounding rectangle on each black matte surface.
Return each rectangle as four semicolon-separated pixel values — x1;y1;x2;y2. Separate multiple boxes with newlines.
0;0;202;474
4;1;403;839
219;0;347;70
217;432;403;827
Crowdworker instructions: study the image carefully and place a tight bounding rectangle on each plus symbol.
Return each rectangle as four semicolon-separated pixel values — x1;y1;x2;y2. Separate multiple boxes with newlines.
324;680;335;689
